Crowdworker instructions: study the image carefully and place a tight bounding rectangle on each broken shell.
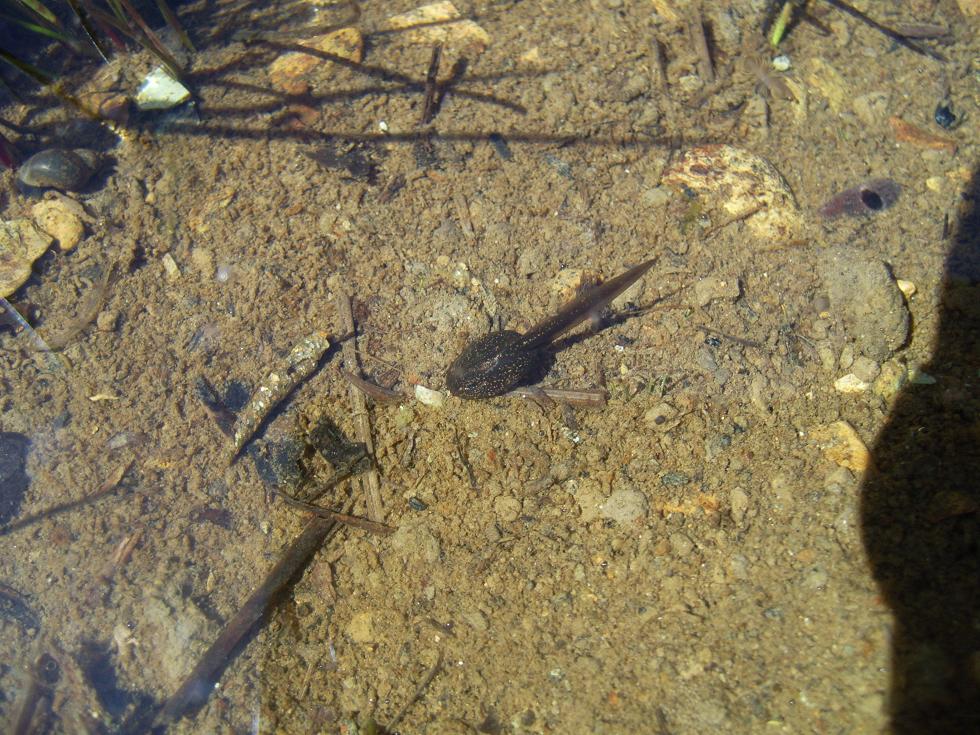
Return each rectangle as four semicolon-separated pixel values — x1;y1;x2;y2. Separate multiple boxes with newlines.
17;149;100;191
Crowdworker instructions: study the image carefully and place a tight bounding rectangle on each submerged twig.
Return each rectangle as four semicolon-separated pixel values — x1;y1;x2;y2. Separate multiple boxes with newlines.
387;651;444;731
689;14;714;83
0;297;63;371
231;331;350;461
278;494;395;536
508;387;608;408
149;508;349;729
336;293;384;522
651;37;668;91
420;44;442;125
341;369;405;405
0;460;131;537
453;429;478;491
821;0;946;62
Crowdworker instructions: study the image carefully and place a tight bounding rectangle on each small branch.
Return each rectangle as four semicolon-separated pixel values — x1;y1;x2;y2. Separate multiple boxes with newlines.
387;651;444;731
0;461;132;537
341;369;405;405
278;494;395;535
508;387;608;409
821;0;946;62
420;44;442;125
336;292;385;522
149;512;346;729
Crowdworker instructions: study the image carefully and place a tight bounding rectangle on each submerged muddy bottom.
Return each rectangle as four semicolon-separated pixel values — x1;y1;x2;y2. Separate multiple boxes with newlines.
1;1;978;733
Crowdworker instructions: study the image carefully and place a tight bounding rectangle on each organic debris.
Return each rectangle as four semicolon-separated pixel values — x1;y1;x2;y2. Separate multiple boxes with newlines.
231;331;346;461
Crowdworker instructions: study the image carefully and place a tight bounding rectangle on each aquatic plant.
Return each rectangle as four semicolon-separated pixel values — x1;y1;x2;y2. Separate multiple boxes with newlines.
0;0;194;95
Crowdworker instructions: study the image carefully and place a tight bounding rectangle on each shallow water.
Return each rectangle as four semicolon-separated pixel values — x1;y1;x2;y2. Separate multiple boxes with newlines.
1;1;978;733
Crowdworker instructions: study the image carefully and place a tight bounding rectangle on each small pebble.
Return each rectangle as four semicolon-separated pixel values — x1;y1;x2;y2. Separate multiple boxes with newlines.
909;367;937;385
873;359;907;399
834;373;871;393
669;531;695;556
729;487;749;526
644;402;678;429
0;219;53;298
17;149;99;192
934;102;956;129
850;356;880;383
811;421;873;473
598;487;648;524
771;54;791;72
493;495;522;522
161;253;180;280
135;67;191;111
96;310;116;332
347;611;376;644
661;471;690;487
31;199;84;251
692;276;740;307
414;384;445;407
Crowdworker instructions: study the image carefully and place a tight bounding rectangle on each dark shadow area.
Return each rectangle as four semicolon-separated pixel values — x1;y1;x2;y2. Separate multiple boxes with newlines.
861;166;980;732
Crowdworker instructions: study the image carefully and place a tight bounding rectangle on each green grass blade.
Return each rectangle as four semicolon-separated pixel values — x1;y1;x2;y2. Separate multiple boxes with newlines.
155;0;195;52
0;46;55;85
12;0;60;26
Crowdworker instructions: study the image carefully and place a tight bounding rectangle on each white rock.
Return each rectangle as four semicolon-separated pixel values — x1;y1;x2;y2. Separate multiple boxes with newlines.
135;67;191;111
771;54;791;71
834;373;870;393
896;279;916;298
415;384;445;407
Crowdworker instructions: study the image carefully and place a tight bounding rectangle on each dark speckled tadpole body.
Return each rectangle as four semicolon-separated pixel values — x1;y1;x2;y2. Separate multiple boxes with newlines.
446;258;656;399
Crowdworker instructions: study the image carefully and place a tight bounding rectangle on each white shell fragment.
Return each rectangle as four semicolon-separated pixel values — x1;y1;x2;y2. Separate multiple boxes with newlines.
135;67;191;111
834;373;870;393
414;384;445;407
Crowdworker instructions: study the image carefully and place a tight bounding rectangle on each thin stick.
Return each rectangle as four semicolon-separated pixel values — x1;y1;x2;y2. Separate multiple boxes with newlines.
278;494;395;535
453;190;475;241
0;461;132;537
453;429;478;491
821;0;946;62
689;14;714;83
0;297;63;371
651;38;668;91
151;512;345;728
387;651;444;731
341;369;405;405
336;292;384;522
508;387;608;408
698;326;763;349
420;44;442;125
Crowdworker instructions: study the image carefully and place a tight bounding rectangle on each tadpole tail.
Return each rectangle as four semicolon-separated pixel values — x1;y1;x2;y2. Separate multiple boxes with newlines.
520;257;657;350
